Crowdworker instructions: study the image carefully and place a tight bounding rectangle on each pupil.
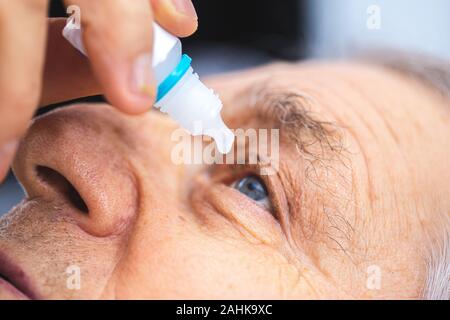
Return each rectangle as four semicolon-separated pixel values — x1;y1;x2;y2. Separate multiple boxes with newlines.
236;176;267;201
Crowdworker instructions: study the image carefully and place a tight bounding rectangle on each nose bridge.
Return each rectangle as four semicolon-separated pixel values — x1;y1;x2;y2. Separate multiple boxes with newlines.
132;110;187;178
122;111;194;227
12;104;139;237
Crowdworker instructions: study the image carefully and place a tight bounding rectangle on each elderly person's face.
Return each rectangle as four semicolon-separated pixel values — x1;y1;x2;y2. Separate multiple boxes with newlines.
0;62;448;299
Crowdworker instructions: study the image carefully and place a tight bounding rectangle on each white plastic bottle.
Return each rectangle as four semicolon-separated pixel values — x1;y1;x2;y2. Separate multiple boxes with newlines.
62;20;234;154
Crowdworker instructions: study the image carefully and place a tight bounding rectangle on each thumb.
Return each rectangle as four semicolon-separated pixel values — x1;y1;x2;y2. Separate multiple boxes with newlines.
0;140;19;183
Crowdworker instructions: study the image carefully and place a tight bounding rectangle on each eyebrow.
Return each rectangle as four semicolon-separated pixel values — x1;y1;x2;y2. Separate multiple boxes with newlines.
244;85;345;159
237;85;356;256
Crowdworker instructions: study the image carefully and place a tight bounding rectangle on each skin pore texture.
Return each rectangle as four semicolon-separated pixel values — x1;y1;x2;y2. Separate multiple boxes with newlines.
0;61;449;299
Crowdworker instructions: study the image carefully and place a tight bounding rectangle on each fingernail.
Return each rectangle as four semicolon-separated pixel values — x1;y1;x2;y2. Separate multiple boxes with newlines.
172;0;197;19
0;139;19;182
131;52;156;99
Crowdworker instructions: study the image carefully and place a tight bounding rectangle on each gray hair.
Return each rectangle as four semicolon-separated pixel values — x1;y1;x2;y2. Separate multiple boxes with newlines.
361;50;450;101
422;227;450;300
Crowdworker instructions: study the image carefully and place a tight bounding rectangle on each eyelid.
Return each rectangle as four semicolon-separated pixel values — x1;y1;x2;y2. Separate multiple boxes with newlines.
230;176;272;212
191;162;290;245
199;182;286;245
208;162;287;225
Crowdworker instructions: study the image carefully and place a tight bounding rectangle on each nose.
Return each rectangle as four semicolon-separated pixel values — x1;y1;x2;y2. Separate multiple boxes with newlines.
12;104;139;236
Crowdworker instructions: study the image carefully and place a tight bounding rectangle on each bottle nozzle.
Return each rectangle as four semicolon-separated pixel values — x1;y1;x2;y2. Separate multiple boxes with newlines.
156;66;235;154
204;119;234;154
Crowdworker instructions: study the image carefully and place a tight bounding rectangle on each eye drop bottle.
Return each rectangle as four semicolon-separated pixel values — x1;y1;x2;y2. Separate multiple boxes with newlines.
62;20;234;154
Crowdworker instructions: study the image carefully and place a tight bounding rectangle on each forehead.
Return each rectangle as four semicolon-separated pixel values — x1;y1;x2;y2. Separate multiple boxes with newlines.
207;62;450;187
209;61;449;124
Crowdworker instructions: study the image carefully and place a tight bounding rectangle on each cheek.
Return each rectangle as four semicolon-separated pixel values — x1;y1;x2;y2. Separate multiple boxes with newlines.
111;211;299;299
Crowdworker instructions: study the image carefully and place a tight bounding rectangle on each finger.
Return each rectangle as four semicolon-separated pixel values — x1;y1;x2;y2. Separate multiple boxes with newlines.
0;140;18;183
65;0;156;115
150;0;198;37
40;18;101;106
0;0;48;176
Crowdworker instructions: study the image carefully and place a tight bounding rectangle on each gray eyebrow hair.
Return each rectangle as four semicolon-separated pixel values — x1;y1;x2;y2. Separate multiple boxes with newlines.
247;84;354;256
360;50;450;101
247;85;345;160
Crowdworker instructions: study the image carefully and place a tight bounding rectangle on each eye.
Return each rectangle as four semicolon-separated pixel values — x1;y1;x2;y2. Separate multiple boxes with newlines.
231;175;272;210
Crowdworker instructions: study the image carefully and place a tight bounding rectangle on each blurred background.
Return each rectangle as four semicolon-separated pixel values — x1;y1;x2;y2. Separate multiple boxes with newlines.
1;0;449;215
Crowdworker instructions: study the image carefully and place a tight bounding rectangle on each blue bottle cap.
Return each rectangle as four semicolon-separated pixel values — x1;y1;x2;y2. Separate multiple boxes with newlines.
156;54;192;102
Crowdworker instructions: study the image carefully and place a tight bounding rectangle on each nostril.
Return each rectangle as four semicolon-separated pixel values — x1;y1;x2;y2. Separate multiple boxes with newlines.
35;165;89;214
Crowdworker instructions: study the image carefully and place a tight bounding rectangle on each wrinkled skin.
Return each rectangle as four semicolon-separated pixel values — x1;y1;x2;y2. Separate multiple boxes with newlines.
0;62;449;299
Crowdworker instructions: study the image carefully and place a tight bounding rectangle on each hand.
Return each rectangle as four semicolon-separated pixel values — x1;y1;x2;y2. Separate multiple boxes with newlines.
0;0;198;182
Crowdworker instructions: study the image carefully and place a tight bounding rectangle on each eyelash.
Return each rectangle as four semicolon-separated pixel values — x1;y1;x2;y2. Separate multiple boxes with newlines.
230;174;272;210
209;162;281;220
